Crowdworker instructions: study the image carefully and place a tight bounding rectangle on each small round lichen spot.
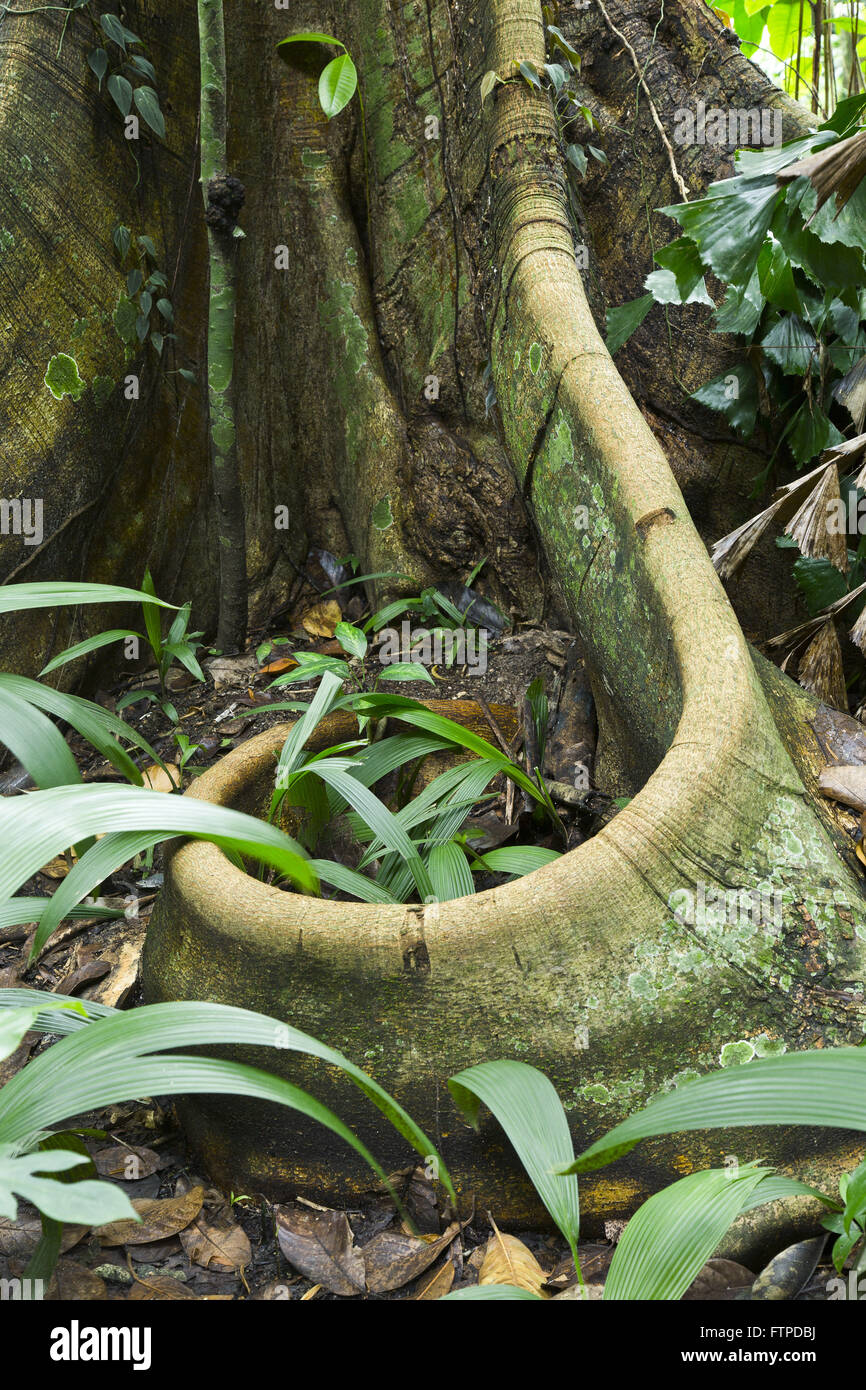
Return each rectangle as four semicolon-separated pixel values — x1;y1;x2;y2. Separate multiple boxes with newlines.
580;1082;611;1104
627;971;657;1001
753;1034;786;1058
513;349;521;369
528;342;542;375
719;1039;755;1067
44;353;86;402
372;496;393;531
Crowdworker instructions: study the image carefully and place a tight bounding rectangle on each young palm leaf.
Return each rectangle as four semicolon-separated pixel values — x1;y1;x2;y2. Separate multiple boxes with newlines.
561;1049;866;1174
604;1165;786;1300
448;1060;581;1263
27;831;166;958
0;672;160;783
0;783;320;907
0;992;454;1200
0;581;175;616
0;686;81;788
39;630;145;678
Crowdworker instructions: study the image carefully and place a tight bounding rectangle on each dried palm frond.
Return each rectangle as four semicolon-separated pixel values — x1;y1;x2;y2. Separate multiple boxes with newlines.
783;460;848;573
776;129;866;219
768;578;866;652
797;619;848;711
850;595;866;655
821;430;866;480
834;358;866;436
710;506;782;581
711;460;836;581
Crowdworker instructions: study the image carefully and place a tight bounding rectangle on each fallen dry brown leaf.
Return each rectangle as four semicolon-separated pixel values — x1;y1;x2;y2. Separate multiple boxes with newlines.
301;599;341;638
478;1224;549;1298
413;1256;455;1300
97;1186;204;1247
259;656;298;675
46;1260;107;1301
141;764;180;794
179;1207;251;1273
818;764;866;810
274;1205;365;1297
128;1274;201;1301
363;1220;461;1295
92;1144;162;1182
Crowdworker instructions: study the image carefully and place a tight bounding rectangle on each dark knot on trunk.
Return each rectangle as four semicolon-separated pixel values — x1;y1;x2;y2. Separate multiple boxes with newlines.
205;174;246;236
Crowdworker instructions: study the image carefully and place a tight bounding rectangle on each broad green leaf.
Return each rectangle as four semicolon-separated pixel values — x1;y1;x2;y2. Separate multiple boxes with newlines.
0;900;121;933
334;622;367;659
39;629;142;677
0;686;81;788
767;0;804;60
773;202;866;291
364;598;424;632
427;842;474;901
757;238;802;314
518;59;542;90
29;831;166;958
470;846;561;876
129;54;156;82
139;568;163;656
112;223;131;258
442;1284;543;1300
318;53;357;118
309;859;398;904
605;294;654;356
662;178;781;286
645;236;713;307
0;1150;137;1226
100;12;137;49
566;143;587;176
604;1166;771;1300
787;404;844;466
731;0;767;51
107;73;133;117
277;31;346;50
563;1049;866;1173
760;314;817;376
547;24;580;62
352;694;542;803
378;663;435;683
273;670;345;797
480;69;501;106
691;363;759;437
0;673;158;784
712;268;764;336
449;1060;581;1261
792;556;849;615
0;581;174;616
337;734;449;793
0;1001;83;1063
544;62;567;91
0;993;454;1200
87;47;108;86
297;760;434;900
132;85;165;138
268;655;349;688
0;783;319;904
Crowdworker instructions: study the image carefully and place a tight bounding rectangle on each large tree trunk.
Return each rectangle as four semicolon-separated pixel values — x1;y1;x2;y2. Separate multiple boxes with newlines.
4;0;866;1234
